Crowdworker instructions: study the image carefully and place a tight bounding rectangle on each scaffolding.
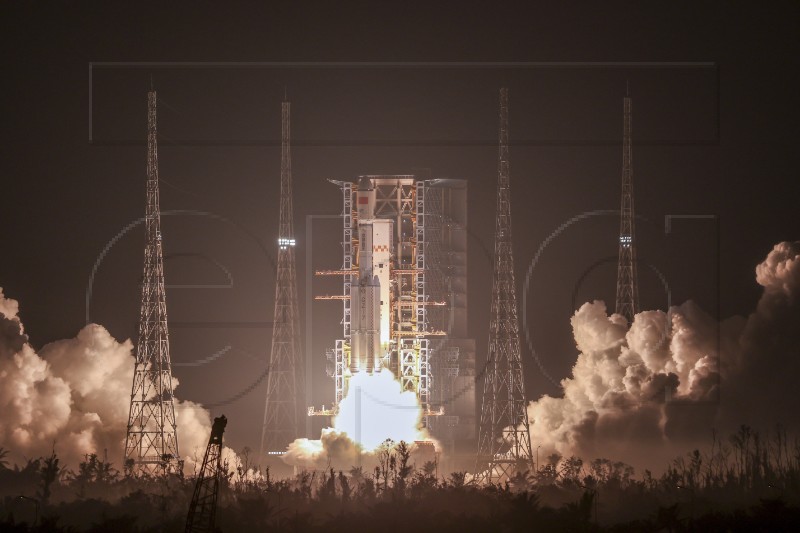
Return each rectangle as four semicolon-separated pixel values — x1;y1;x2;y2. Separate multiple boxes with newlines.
318;176;436;419
312;176;474;457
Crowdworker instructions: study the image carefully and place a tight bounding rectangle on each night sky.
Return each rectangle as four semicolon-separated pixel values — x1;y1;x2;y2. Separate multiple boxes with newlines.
2;3;799;456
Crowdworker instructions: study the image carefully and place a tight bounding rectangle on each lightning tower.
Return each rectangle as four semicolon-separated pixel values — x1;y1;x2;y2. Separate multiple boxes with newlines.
475;88;534;483
614;88;639;323
259;96;301;459
124;88;181;475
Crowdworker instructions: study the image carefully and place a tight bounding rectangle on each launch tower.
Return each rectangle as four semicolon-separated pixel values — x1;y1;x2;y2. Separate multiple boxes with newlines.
313;177;475;443
313;177;440;421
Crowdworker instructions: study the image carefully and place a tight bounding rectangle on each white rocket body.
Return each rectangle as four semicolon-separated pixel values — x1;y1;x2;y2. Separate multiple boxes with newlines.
350;178;392;374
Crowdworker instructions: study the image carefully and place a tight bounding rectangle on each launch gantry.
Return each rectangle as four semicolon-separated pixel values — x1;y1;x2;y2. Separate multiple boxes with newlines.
310;176;448;424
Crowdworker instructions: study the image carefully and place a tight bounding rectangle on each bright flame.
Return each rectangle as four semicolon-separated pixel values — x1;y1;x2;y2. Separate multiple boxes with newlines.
333;370;425;450
283;369;429;469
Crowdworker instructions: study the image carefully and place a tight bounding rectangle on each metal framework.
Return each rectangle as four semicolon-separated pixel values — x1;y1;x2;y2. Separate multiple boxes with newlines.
341;181;355;341
416;181;428;335
260;97;302;459
413;181;431;419
423;184;467;438
421;184;448;334
476;88;534;483
326;180;356;406
615;91;639;324
124;88;181;476
319;177;437;420
185;415;227;533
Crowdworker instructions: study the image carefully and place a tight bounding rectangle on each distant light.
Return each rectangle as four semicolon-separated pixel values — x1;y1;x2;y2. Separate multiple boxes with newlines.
266;451;285;456
278;237;296;250
619;235;632;247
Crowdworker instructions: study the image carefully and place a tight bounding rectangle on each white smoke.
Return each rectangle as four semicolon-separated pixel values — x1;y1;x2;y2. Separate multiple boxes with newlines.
3;241;797;477
283;370;433;470
524;241;800;472
755;241;800;298
335;370;426;450
0;287;220;473
719;241;800;430
284;428;364;471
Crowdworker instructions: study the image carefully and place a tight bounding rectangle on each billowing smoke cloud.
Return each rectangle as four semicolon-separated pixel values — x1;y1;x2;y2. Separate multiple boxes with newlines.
283;370;434;470
3;241;797;476
526;241;800;472
284;428;364;471
719;241;800;430
0;287;219;473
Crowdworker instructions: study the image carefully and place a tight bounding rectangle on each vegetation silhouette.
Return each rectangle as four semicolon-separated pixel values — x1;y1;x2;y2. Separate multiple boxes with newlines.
1;426;799;531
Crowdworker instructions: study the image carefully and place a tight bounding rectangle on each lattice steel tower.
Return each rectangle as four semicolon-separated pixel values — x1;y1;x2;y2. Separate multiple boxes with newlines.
124;88;180;475
185;415;227;533
476;88;534;483
259;96;301;459
615;89;639;324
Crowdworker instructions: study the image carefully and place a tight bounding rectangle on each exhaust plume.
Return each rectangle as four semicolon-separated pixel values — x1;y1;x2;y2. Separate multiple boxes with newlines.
0;287;221;473
525;241;800;472
283;370;432;470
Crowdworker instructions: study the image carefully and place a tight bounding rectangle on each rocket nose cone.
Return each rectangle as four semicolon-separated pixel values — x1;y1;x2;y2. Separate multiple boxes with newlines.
358;176;373;190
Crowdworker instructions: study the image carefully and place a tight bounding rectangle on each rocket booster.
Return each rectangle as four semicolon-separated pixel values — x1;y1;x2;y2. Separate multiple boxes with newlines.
350;178;392;374
350;276;380;374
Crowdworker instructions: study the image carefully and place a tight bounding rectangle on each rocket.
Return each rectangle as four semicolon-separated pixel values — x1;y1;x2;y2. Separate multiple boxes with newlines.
350;177;392;374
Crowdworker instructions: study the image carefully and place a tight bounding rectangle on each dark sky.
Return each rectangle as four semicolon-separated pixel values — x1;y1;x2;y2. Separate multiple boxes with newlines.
2;2;799;454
